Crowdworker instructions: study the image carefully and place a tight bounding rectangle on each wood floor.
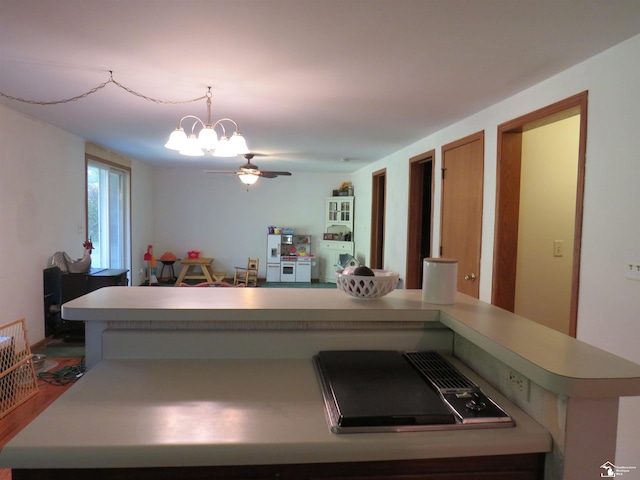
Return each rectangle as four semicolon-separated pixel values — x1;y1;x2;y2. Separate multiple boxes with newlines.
0;358;81;480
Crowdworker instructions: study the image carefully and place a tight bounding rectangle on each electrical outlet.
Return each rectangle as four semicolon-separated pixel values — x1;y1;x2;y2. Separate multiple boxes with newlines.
625;261;640;281
508;370;530;402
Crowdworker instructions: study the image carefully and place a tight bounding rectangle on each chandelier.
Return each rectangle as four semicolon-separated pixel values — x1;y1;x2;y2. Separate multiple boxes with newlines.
164;88;250;157
0;73;251;160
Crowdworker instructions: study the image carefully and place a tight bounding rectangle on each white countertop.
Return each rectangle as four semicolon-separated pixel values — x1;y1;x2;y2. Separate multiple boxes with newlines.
6;286;639;475
61;287;640;397
2;357;550;469
62;286;440;322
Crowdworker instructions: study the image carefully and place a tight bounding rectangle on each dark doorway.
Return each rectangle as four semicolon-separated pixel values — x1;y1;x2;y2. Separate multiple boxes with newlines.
370;169;386;269
406;151;435;289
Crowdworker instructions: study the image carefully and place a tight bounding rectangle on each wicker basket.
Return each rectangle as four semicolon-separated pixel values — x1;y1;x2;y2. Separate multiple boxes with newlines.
0;319;38;418
335;269;399;299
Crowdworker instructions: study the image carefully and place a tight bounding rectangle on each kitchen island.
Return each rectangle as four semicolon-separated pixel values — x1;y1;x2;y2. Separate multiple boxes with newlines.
3;287;640;479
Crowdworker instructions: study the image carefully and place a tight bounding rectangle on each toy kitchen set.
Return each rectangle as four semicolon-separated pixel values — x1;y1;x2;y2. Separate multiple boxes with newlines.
266;228;312;283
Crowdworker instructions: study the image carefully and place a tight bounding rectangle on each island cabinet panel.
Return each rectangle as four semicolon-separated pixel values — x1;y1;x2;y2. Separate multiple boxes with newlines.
13;453;544;480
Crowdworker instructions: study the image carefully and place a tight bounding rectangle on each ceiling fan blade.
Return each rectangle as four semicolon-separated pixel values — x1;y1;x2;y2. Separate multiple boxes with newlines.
259;171;292;178
207;155;292;180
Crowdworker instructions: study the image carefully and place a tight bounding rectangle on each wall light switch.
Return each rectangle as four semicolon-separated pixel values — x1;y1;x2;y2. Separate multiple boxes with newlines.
553;240;564;257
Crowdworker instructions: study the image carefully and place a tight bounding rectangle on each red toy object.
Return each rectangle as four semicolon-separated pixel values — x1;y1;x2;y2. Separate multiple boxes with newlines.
143;245;158;285
83;238;94;253
160;252;177;262
187;251;200;259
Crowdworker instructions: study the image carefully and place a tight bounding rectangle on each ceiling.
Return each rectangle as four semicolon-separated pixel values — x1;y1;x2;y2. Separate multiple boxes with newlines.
2;0;640;174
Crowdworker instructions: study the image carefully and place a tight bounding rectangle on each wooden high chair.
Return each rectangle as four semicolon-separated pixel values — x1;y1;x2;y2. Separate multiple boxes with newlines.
233;258;259;287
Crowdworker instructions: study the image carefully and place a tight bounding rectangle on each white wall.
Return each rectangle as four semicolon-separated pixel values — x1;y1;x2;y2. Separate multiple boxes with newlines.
352;34;640;465
152;168;348;280
0;104;155;340
131;160;155;286
574;35;640;467
0;105;86;342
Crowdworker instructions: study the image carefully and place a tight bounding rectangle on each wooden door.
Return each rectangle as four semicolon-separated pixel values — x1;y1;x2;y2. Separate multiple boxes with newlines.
440;132;484;298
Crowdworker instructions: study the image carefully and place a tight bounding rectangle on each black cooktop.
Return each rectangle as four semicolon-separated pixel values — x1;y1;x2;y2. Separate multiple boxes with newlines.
315;350;456;428
314;350;514;433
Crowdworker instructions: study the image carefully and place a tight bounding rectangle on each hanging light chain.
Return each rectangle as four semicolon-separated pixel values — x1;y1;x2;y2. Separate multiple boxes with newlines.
0;78;111;105
0;71;207;106
109;73;207;105
1;70;251;161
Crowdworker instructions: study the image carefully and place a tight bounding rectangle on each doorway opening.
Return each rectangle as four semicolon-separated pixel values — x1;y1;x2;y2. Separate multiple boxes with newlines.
406;151;435;289
370;169;386;269
492;92;588;337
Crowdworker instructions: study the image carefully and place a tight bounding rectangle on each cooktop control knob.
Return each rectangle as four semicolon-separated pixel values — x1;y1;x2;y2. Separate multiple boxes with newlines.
465;396;487;412
465;398;486;412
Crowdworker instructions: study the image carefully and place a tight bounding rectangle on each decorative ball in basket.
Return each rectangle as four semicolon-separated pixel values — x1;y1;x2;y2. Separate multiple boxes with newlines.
335;267;399;299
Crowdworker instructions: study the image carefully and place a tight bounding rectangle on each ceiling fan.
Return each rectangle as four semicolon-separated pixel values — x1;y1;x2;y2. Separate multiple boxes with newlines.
205;154;292;185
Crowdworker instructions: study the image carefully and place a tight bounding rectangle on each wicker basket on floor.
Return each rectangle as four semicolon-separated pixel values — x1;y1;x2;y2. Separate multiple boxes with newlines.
0;318;38;418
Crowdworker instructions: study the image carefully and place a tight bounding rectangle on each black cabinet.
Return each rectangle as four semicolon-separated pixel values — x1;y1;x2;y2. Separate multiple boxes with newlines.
12;453;545;480
43;267;128;340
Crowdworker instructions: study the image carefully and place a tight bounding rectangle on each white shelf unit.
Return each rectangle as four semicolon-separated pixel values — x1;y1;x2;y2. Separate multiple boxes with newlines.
320;196;355;283
325;196;354;228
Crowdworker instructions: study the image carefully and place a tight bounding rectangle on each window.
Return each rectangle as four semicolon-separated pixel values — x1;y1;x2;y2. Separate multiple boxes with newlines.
86;156;131;271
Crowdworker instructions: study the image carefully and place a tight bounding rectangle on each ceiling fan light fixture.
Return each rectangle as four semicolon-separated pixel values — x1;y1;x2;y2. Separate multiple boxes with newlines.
164;127;187;150
179;134;205;156
239;172;259;185
206;154;291;186
198;126;218;151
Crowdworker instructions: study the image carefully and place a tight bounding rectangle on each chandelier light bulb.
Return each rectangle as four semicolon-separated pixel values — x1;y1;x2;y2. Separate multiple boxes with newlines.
212;136;236;157
179;134;205;157
229;132;250;154
164;127;187;150
198;126;218;151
